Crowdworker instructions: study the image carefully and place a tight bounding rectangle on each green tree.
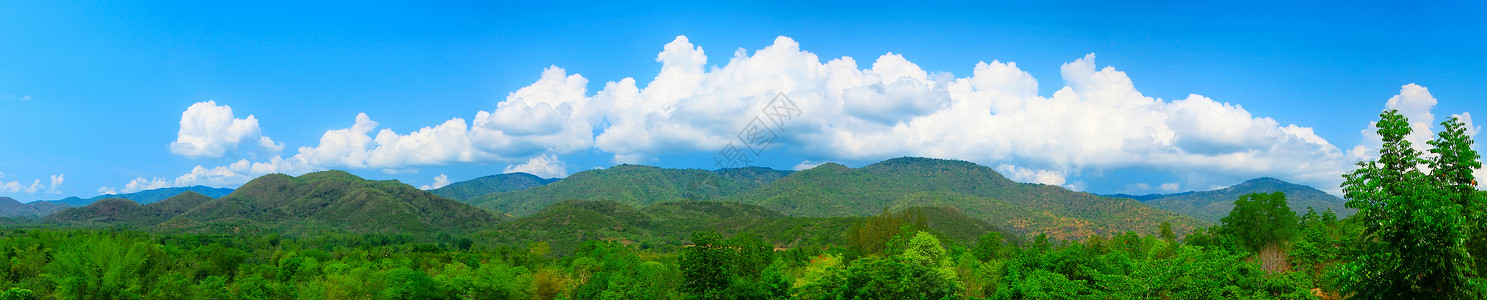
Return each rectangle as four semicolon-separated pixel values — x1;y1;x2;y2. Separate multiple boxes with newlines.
1430;116;1487;276
1218;192;1298;253
382;267;441;300
973;231;1005;262
681;231;730;299
0;288;36;300
1341;109;1477;299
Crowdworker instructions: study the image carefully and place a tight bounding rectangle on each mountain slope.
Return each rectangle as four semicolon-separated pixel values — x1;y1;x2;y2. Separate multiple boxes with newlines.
170;170;502;235
483;199;1015;255
469;165;792;215
45;185;233;207
721;157;1204;239
0;197;69;218
429;172;556;201
1114;177;1354;223
44;192;223;226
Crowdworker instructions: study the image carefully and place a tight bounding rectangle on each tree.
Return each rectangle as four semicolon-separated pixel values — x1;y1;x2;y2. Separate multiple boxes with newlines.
1219;192;1297;273
973;231;1005;262
1430;116;1487;276
1219;192;1298;253
1341;109;1477;299
681;231;730;299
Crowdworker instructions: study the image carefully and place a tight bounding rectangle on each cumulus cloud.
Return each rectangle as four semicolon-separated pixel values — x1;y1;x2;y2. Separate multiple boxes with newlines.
0;173;65;195
170;101;283;159
420;174;452;190
49;174;62;194
129;35;1485;195
504;154;569;179
996;164;1069;187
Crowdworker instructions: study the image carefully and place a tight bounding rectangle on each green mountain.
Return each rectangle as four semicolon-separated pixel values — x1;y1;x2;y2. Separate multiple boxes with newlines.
0;197;69;218
483;199;1014;255
720;157;1205;239
1111;177;1355;223
429;172;556;201
44;185;233;207
166;170;502;235
45;171;502;235
43;191;219;226
467;165;792;216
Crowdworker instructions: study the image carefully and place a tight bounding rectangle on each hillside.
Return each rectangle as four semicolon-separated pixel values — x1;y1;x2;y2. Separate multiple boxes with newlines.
0;197;69;218
468;165;792;215
44;192;219;226
42;171;502;235
429;172;556;201
166;170;503;235
44;185;232;207
483;199;1015;255
721;157;1204;239
1111;177;1354;223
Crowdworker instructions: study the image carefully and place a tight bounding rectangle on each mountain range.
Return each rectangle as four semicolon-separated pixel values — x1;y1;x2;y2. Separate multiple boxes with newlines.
43;185;233;207
461;157;1204;240
0;197;69;218
480;199;1017;255
1103;177;1354;223
430;172;557;201
46;170;501;235
466;165;792;216
20;156;1351;245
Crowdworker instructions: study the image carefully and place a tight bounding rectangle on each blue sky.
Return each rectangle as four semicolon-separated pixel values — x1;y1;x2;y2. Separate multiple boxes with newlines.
2;1;1485;202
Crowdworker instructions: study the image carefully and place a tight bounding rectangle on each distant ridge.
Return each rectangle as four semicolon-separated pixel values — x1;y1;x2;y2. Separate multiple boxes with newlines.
0;196;69;218
44;171;501;235
430;172;557;201
1105;177;1354;223
719;157;1204;239
43;185;233;207
472;156;1202;239
482;199;1017;255
467;165;792;216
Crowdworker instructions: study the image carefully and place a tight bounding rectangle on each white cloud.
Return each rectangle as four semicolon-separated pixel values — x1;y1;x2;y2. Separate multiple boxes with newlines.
0;173;65;195
996;164;1068;187
48;174;62;194
132;36;1485;195
504;154;569;179
419;174;452;190
1159;182;1180;192
170;101;283;159
792;160;825;171
97;186;118;195
123;177;169;193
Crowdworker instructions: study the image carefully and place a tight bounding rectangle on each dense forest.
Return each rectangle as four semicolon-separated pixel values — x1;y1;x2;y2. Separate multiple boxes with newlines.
0;108;1482;299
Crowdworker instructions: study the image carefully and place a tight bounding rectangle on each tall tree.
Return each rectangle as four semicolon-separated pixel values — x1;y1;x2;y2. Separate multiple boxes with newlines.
1342;109;1476;299
1218;192;1297;273
681;231;730;299
1430;116;1487;275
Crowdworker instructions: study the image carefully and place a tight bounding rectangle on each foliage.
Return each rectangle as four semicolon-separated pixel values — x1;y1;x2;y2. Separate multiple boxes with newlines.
1218;192;1298;253
1340;110;1478;299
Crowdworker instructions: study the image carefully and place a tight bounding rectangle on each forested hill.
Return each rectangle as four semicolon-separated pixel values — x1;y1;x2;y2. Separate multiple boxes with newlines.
429;172;557;201
1107;177;1353;223
43;191;214;226
481;199;1018;255
466;165;792;216
46;171;501;235
721;157;1204;239
0;196;68;218
42;185;233;207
